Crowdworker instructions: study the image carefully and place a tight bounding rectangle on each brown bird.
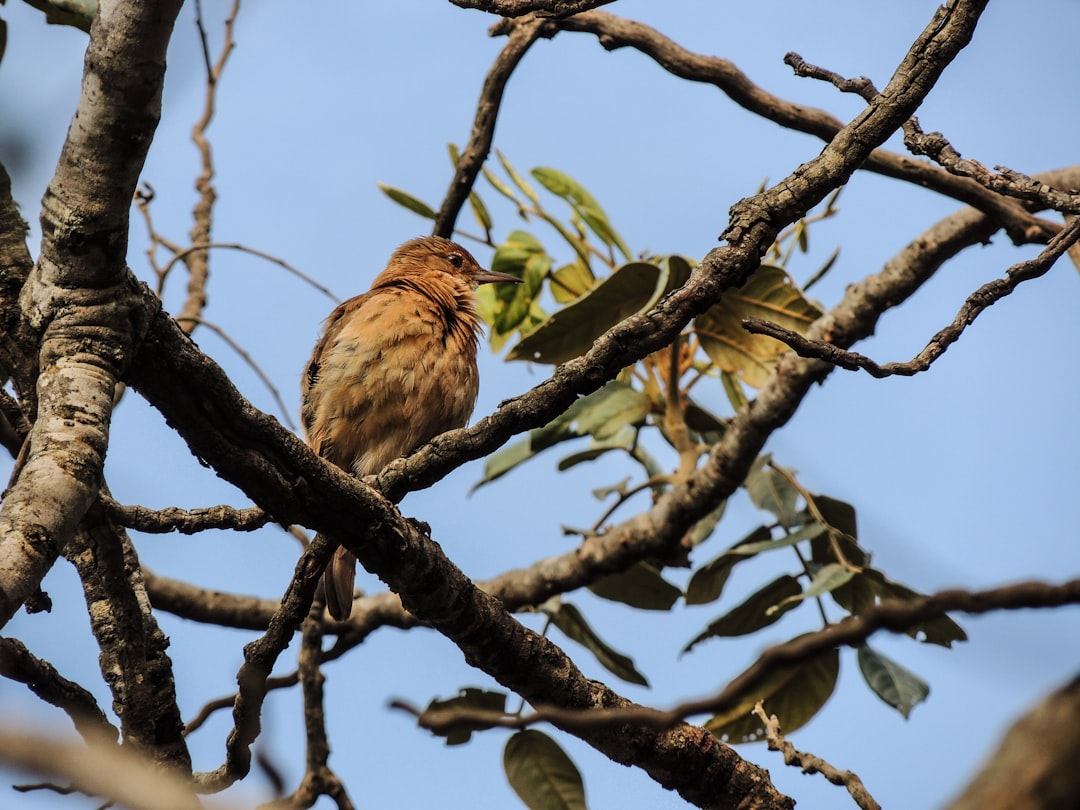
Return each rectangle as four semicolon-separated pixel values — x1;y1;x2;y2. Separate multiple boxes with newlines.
301;235;521;621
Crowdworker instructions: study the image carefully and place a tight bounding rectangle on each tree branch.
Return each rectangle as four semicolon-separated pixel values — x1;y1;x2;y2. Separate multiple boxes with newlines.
447;0;615;17
549;8;1052;245
434;15;553;237
743;213;1080;377
0;0;185;627
752;703;881;810
946;671;1080;810
0;637;118;742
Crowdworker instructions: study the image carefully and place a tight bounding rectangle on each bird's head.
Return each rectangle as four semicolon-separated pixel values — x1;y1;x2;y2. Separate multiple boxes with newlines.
377;235;521;291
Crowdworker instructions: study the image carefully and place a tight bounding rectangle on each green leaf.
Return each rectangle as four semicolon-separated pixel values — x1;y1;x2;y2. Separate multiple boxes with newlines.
423;688;507;745
720;370;749;411
547;602;648;686
531;167;631;260
473;438;535;491
469;191;493;233
705;645;839;743
683;398;727;441
684;526;770;606
532;382;647;450
508;261;669;364
857;644;930;719
484;166;526;213
550;260;597;303
769;563;854;614
683;575;802;652
831;568;968;648
504;730;587;810
744;455;801;528
497;150;541;206
377;183;437;220
555;436;631;471
664;255;695;289
589;562;682;611
730;522;825;555
695;265;823;388
684;501;728;548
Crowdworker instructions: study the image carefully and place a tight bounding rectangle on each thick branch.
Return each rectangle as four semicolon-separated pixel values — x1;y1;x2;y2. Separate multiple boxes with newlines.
65;502;191;771
0;0;185;626
946;672;1080;810
550;8;1050;245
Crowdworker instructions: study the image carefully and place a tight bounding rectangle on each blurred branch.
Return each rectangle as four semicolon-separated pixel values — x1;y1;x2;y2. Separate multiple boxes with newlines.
433;15;552;237
743;215;1080;378
0;725;220;810
0;637;118;742
752;703;881;810
946;672;1080;810
549;9;1055;245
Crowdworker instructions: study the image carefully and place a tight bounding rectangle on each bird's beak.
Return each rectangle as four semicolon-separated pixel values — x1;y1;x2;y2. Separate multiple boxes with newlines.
475;268;523;286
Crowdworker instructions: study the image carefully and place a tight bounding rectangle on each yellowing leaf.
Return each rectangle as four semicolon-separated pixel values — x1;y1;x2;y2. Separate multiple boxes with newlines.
695;265;823;387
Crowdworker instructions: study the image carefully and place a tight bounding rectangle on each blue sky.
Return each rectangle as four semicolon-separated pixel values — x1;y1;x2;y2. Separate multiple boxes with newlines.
1;1;1078;808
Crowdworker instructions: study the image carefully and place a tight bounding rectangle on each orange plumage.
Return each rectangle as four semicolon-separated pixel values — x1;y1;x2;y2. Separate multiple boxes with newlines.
301;236;520;620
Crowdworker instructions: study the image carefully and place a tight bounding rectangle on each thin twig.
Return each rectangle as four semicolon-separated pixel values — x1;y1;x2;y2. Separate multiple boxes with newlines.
752;702;881;810
100;495;272;535
742;215;1080;378
160;241;338;302
550;10;1056;245
174;314;298;429
388;576;1080;735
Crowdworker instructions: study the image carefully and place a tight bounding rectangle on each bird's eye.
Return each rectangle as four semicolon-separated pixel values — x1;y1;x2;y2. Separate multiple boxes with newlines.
446;252;464;268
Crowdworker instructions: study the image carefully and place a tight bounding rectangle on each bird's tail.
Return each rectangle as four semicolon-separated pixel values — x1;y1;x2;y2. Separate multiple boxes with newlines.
323;545;357;621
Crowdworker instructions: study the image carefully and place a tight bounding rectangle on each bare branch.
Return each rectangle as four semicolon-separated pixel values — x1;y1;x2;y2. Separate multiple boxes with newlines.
268;601;355;810
65;502;191;771
549;9;1052;245
102;495;272;535
433;15;552;237
0;0;186;627
752;703;881;810
784;52;880;100
383;577;1080;737
447;0;615;17
0;726;224;810
743;215;1080;378
177;0;242;333
904;118;1080;215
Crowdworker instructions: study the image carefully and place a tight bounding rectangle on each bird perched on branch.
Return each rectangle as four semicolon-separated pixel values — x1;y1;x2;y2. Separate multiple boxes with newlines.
301;235;521;621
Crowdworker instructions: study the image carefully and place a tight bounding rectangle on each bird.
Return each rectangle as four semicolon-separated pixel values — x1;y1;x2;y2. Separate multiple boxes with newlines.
301;235;522;621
